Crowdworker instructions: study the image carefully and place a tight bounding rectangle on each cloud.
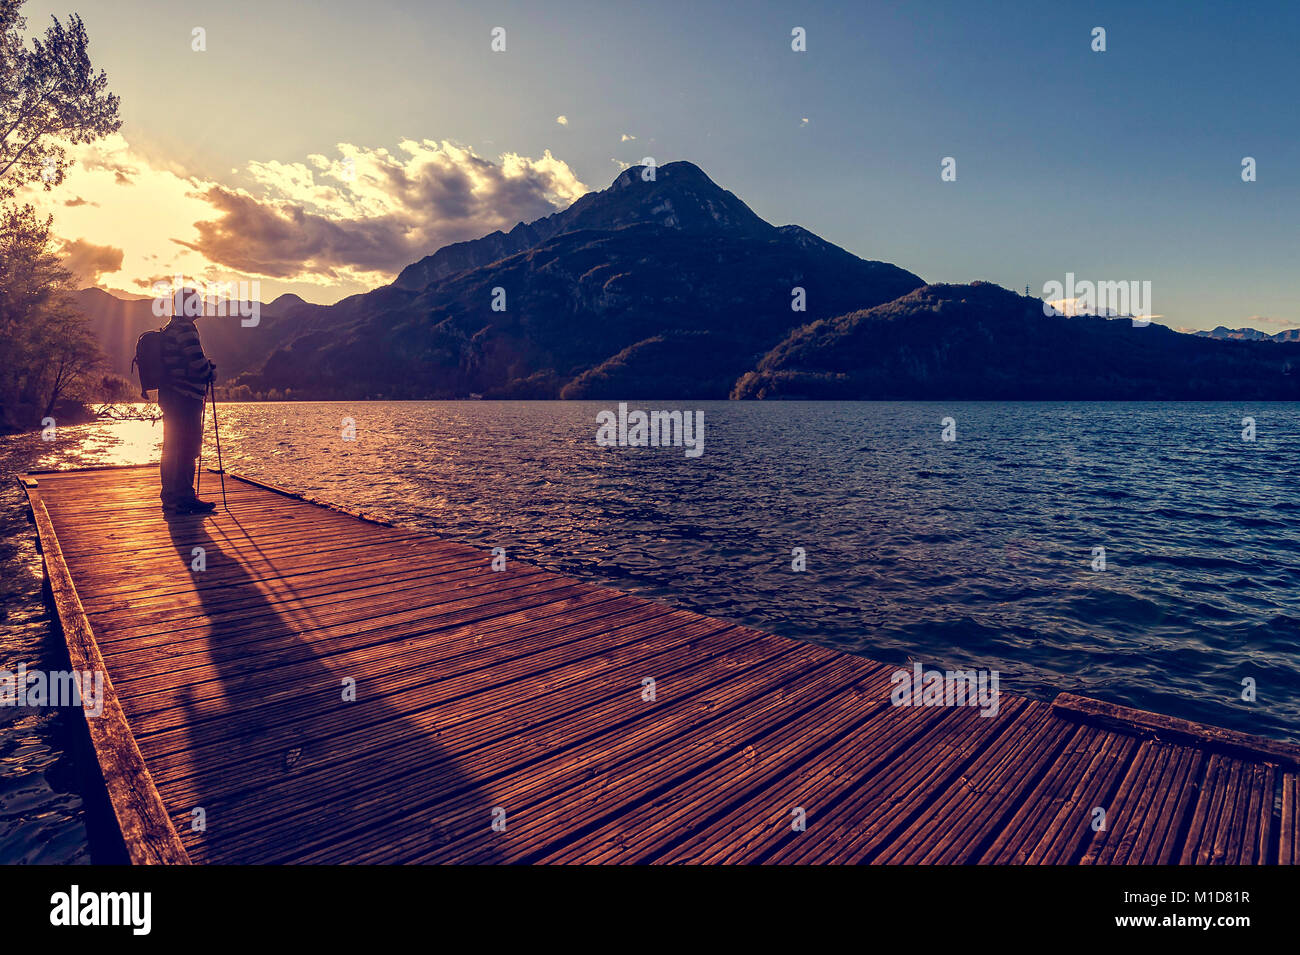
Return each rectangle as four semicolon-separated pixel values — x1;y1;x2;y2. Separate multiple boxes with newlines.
800;117;810;126
79;149;140;186
182;140;588;283
59;238;124;285
25;134;264;297
174;185;408;280
620;133;636;142
1044;297;1160;320
555;115;568;126
1243;314;1298;329
30;135;589;295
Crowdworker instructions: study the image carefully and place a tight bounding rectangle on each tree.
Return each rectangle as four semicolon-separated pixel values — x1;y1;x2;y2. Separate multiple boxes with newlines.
92;372;137;402
1;0;121;200
0;1;119;430
0;202;100;424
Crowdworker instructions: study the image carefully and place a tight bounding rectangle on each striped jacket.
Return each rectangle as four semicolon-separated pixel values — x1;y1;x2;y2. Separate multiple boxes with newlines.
160;316;215;400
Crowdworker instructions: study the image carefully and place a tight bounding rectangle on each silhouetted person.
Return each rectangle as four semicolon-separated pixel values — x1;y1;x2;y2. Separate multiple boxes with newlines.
159;287;217;514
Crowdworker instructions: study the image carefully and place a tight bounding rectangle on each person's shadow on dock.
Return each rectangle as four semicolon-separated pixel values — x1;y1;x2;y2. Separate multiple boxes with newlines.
161;508;504;864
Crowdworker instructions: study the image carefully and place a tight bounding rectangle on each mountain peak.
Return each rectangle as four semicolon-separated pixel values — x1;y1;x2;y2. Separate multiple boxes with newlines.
611;159;710;188
268;292;308;313
394;159;772;290
580;159;769;235
1193;324;1300;343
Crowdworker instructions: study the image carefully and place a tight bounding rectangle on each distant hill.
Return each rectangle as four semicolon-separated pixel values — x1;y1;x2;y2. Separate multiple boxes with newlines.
1194;325;1300;343
70;164;1300;401
233;161;925;399
70;287;314;383
732;282;1300;400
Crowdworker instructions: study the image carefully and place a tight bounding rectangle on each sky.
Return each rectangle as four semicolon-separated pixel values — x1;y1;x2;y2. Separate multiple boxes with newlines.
18;0;1300;331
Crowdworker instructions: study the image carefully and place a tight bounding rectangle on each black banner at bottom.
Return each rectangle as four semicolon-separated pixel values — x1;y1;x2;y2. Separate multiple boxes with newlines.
0;863;1281;943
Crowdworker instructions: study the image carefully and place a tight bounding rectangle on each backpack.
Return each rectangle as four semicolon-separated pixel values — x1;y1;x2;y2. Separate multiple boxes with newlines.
131;329;165;398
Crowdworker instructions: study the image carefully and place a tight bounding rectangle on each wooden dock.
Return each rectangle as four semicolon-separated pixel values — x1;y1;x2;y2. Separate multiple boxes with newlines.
17;464;1300;864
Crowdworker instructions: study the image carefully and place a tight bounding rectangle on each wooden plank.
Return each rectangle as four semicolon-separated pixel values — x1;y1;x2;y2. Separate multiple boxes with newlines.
1023;731;1140;864
1079;739;1161;865
21;489;190;865
878;705;1072;864
797;697;1033;865
980;722;1115;864
100;570;587;675
1281;773;1298;865
1141;747;1206;865
644;682;1000;864
114;583;652;730
204;632;815;862
537;662;899;863
85;547;503;631
140;608;744;785
1239;762;1274;864
1081;740;1197;865
1054;692;1300;769
653;684;959;864
406;647;867;865
1181;754;1234;865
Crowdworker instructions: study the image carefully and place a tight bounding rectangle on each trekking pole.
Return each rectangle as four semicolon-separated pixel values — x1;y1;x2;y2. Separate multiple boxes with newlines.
209;379;228;511
196;387;205;499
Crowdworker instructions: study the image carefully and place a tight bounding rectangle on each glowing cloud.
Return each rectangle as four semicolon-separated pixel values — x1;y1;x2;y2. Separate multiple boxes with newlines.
27;135;589;298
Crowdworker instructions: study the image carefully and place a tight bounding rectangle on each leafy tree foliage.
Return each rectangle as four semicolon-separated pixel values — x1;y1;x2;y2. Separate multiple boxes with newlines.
1;0;120;199
0;0;119;430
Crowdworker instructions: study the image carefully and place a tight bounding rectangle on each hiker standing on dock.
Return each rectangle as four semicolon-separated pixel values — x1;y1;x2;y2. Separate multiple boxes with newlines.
158;288;217;515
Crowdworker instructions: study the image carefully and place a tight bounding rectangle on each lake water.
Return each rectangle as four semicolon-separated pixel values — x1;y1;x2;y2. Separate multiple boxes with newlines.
2;400;1298;863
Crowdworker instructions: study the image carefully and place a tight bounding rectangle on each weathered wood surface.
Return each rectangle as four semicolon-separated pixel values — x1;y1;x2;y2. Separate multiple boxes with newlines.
25;487;189;865
18;464;1299;864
